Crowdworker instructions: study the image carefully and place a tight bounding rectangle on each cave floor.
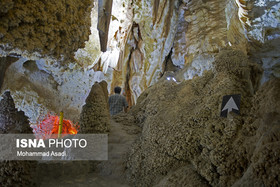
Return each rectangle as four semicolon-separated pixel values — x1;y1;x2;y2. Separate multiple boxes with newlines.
37;116;140;187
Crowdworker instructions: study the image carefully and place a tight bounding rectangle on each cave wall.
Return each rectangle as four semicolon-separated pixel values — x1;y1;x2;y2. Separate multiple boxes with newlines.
0;91;32;133
0;0;279;126
114;0;181;105
109;0;250;103
0;56;18;90
109;0;279;103
0;0;93;61
0;1;279;186
0;58;106;123
246;0;280;83
125;49;279;186
97;0;113;52
0;91;37;186
0;0;133;123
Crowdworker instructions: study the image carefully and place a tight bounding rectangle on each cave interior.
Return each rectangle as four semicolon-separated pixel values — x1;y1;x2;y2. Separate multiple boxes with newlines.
0;0;280;186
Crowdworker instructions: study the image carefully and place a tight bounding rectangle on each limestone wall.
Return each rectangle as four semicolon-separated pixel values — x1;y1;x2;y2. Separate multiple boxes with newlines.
109;0;279;103
0;0;279;133
0;0;93;61
109;0;250;103
247;0;280;83
125;49;279;186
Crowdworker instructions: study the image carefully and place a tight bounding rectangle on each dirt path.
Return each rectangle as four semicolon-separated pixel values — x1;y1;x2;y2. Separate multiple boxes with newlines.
38;115;141;187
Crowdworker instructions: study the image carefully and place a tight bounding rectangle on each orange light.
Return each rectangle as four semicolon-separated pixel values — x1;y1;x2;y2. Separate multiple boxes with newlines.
32;114;79;139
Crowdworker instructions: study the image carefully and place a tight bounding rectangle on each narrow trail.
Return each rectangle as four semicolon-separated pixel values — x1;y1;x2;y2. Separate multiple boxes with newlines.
38;115;141;187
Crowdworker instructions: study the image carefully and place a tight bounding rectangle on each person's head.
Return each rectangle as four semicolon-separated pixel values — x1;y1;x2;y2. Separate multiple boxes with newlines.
114;86;122;94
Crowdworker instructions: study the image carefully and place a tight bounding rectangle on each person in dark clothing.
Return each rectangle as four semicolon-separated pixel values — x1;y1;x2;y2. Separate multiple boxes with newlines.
108;86;128;115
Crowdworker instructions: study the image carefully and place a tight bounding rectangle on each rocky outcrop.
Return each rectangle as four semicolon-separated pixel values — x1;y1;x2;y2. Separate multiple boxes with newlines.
246;0;280;83
174;0;249;80
79;81;110;133
232;77;280;186
109;0;279;104
97;0;113;52
110;0;180;105
0;0;93;61
109;0;250;102
1;58;107;123
0;57;17;90
0;91;32;133
125;49;280;186
0;91;36;187
1;0;279;123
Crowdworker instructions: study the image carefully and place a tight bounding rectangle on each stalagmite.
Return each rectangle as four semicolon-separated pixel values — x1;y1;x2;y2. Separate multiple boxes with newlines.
79;81;110;133
0;91;36;186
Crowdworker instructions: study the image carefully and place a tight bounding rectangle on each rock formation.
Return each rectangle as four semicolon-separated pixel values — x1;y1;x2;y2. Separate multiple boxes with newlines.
0;91;32;133
125;49;279;186
232;77;280;186
0;91;36;187
79;81;110;133
0;0;93;61
97;0;113;52
0;0;279;186
1;0;279;124
0;57;18;90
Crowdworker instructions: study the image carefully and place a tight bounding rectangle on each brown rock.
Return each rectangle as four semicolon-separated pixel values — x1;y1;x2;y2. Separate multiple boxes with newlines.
79;81;110;133
0;0;93;61
125;49;279;186
0;57;18;91
0;91;32;133
97;0;113;52
0;91;36;187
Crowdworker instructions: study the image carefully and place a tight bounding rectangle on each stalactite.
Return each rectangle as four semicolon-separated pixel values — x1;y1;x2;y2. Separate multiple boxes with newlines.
235;0;251;26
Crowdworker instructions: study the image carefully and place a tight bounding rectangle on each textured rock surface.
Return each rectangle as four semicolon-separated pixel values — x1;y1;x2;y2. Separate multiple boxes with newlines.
109;0;279;103
0;0;93;61
97;0;113;52
183;0;228;64
155;165;210;187
125;49;279;186
79;81;110;133
74;3;102;68
1;58;106;123
0;91;32;133
117;0;180;104
174;0;249;80
0;91;36;187
0;56;17;90
0;1;279;186
108;0;249;102
246;0;280;83
1;0;279;121
232;77;280;186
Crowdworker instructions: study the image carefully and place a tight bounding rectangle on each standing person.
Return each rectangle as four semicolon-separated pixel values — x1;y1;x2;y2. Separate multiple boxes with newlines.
108;86;128;115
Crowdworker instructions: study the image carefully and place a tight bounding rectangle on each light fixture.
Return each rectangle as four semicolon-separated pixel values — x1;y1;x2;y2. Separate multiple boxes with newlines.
166;76;177;82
